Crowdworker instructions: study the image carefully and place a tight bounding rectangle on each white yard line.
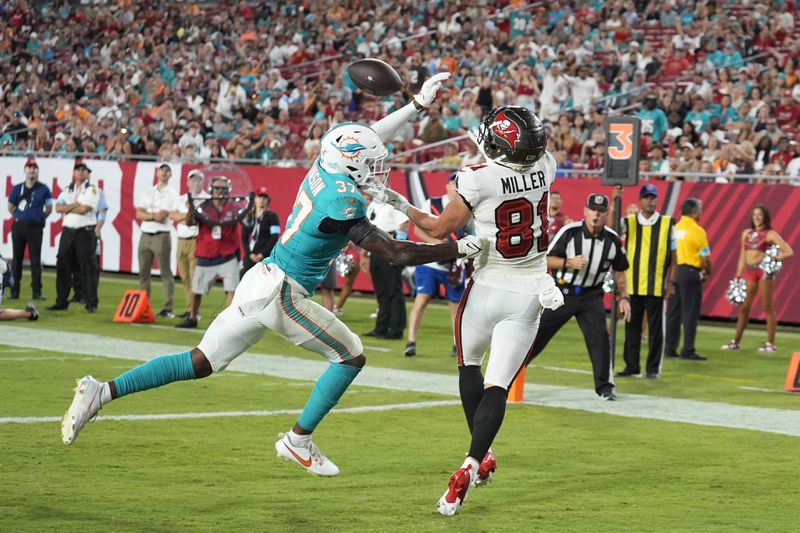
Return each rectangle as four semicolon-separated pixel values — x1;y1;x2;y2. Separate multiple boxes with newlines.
1;325;799;437
531;365;593;375
0;400;461;425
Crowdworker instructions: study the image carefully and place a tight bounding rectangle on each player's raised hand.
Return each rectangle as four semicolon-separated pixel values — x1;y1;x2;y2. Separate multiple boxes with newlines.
376;188;410;214
414;72;451;109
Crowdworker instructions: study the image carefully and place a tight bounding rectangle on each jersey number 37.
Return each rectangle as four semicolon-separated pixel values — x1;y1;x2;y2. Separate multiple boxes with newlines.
494;197;549;258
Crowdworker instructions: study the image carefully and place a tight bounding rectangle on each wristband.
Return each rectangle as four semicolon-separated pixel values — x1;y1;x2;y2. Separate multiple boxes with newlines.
97;213;107;221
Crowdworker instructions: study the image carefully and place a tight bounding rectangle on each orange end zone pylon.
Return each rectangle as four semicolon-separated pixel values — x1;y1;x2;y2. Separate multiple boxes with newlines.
508;367;526;403
784;353;800;393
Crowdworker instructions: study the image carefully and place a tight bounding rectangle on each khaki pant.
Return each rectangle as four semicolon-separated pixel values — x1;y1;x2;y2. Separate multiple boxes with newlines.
138;232;174;311
176;237;197;312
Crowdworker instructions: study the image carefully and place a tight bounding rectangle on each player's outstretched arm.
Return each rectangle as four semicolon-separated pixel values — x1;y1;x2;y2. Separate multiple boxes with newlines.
383;189;471;241
345;218;482;266
371;73;451;142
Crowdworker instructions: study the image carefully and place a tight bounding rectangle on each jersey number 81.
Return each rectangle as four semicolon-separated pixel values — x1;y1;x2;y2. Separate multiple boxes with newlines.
494;197;548;258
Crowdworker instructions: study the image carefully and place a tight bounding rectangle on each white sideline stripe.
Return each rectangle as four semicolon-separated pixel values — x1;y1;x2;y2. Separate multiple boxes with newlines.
0;356;100;362
130;320;392;352
532;364;593;375
0;400;461;425
1;325;799;437
739;386;794;394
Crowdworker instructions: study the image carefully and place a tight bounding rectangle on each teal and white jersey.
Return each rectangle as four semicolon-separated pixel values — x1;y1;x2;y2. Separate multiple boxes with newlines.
266;161;366;294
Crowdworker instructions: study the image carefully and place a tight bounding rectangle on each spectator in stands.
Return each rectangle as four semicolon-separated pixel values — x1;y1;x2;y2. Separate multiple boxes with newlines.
770;136;795;167
647;145;671;175
539;62;569;123
0;0;793;181
637;94;669;143
419;106;449;143
565;65;601;114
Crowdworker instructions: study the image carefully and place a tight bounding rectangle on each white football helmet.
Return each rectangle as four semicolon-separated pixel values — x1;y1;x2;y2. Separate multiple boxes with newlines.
319;123;389;193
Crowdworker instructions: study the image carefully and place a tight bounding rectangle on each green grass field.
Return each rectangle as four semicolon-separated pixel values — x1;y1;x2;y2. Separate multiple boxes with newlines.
2;270;799;531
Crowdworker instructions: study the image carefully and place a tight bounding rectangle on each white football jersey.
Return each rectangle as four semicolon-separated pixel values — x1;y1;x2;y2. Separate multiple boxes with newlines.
456;151;556;290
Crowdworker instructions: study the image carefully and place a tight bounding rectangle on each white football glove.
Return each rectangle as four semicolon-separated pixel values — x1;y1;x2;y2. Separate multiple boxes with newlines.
456;235;487;262
376;188;410;214
414;72;451;109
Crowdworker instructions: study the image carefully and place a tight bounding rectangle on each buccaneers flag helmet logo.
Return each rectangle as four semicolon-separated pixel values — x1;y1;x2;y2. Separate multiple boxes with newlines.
489;111;521;151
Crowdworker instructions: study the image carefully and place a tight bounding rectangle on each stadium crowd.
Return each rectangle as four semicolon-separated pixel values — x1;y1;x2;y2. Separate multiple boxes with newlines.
1;0;800;180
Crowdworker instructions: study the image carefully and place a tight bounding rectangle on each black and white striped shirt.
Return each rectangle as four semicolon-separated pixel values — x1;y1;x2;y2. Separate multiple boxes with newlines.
547;221;629;289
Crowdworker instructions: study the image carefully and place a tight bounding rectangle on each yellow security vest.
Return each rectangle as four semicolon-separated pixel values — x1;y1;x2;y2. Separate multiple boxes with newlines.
625;214;673;297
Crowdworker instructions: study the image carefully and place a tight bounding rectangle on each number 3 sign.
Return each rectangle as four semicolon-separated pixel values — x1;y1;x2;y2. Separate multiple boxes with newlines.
602;116;641;186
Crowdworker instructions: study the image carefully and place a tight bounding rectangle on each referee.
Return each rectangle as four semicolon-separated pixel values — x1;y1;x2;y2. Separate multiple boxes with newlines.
526;193;631;400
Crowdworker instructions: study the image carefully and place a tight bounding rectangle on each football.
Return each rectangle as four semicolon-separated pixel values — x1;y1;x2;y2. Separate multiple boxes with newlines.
347;59;404;97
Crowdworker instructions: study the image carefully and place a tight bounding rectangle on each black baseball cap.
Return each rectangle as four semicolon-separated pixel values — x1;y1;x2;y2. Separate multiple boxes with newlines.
586;193;609;212
73;159;91;172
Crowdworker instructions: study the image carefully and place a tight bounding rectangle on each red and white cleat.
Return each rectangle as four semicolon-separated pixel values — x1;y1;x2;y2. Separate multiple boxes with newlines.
436;464;476;516
474;451;496;487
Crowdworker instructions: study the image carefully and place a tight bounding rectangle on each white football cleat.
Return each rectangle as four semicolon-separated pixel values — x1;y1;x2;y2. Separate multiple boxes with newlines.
436;464;476;516
275;433;339;476
61;375;103;445
474;451;496;487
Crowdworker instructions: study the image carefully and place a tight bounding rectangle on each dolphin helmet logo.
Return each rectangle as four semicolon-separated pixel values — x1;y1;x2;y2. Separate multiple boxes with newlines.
489;111;521;151
335;135;367;160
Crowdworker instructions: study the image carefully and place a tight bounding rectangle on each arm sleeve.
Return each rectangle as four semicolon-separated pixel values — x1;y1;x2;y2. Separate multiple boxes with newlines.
134;191;147;210
455;170;480;210
97;191;108;212
370;102;417;143
79;187;100;210
268;211;281;235
699;230;711;257
8;185;19;206
318;216;372;244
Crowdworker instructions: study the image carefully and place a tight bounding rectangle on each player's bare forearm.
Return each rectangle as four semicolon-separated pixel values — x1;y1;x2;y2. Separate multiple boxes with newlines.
406;197;470;240
359;226;460;266
405;205;443;236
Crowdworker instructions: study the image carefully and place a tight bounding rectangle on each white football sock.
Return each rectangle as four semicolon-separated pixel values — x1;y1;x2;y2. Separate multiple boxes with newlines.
462;456;480;472
100;382;112;405
289;430;311;447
